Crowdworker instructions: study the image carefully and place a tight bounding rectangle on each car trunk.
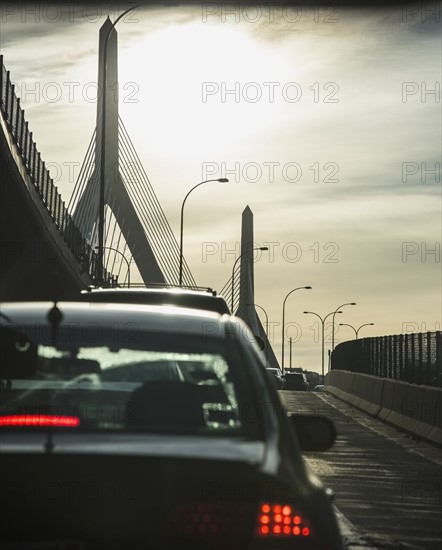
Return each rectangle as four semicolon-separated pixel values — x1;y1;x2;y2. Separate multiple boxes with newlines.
1;434;272;549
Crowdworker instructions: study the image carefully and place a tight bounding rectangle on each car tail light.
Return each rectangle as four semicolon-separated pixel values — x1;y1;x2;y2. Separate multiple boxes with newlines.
256;502;313;539
162;500;315;548
0;415;80;427
161;501;248;547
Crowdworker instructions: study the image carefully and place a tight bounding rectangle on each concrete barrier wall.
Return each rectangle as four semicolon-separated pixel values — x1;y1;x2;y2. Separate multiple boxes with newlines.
324;370;441;447
352;373;384;416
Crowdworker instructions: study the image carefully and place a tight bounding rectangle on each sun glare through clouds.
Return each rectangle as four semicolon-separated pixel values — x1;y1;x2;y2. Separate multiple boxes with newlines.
118;21;302;159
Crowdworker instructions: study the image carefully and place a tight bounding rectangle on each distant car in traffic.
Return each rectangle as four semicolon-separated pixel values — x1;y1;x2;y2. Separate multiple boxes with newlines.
80;284;231;315
265;367;285;389
284;372;310;391
0;301;342;549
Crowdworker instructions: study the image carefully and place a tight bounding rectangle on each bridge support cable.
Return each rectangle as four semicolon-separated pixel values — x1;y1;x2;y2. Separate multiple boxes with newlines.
218;263;241;313
67;122;102;244
104;197;119;273
117;126;180;285
67;118;166;284
66;117;197;287
118;118;196;287
104;210;134;286
67;128;97;216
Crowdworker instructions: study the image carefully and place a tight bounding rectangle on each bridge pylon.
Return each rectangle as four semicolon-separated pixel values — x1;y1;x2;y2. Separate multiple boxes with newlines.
234;206;280;370
70;18;165;284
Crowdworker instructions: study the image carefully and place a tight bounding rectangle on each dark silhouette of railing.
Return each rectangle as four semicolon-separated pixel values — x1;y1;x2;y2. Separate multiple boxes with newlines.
0;56;116;286
331;331;442;387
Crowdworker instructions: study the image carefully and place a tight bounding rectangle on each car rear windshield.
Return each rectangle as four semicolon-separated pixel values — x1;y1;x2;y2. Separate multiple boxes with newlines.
0;323;260;438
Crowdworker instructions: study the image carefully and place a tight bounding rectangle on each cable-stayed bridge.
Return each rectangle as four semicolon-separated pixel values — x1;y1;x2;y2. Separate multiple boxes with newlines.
0;21;279;368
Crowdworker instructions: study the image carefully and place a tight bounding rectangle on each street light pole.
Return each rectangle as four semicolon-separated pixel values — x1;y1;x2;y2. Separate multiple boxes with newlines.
339;322;374;339
331;302;356;351
95;246;131;287
179;178;228;286
231;247;268;313
97;4;139;284
304;310;342;383
338;323;357;338
356;322;374;338
289;337;292;369
281;286;311;373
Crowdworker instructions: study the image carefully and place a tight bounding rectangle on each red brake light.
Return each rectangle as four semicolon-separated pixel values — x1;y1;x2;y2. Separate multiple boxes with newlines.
0;415;80;427
160;501;253;550
257;503;312;538
163;501;247;540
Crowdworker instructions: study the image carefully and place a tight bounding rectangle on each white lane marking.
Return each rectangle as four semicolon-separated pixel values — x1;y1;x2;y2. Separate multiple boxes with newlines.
333;505;378;550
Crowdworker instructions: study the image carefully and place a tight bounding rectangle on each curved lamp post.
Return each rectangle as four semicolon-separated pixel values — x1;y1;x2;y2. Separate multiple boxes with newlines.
331;302;356;350
245;303;269;336
97;4;140;284
179;178;228;286
231;247;268;312
339;322;374;339
95;245;131;287
304;310;342;383
281;286;312;373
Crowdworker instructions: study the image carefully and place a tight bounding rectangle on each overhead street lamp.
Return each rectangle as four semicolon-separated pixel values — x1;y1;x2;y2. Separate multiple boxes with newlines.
245;303;269;336
231;247;268;312
304;310;342;384
281;286;312;373
97;4;140;284
331;302;356;351
179;178;228;286
339;322;374;339
95;246;131;287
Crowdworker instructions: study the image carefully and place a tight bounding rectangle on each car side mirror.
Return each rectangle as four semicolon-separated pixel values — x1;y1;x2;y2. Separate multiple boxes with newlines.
288;413;336;452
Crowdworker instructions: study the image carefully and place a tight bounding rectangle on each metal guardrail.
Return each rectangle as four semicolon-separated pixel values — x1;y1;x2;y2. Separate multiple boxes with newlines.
0;56;116;286
331;331;442;387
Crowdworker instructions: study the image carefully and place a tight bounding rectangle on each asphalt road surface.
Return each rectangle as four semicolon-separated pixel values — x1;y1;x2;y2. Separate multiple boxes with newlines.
279;390;442;550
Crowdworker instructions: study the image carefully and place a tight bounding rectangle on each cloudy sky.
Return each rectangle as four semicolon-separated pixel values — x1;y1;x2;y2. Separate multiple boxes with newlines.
1;1;440;373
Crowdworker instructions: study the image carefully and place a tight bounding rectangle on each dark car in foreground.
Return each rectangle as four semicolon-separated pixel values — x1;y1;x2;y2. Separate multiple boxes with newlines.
0;301;342;549
80;285;231;315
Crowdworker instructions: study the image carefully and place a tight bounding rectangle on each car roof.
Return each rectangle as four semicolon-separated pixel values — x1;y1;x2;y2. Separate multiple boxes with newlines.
80;287;231;314
82;286;218;297
0;301;238;339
